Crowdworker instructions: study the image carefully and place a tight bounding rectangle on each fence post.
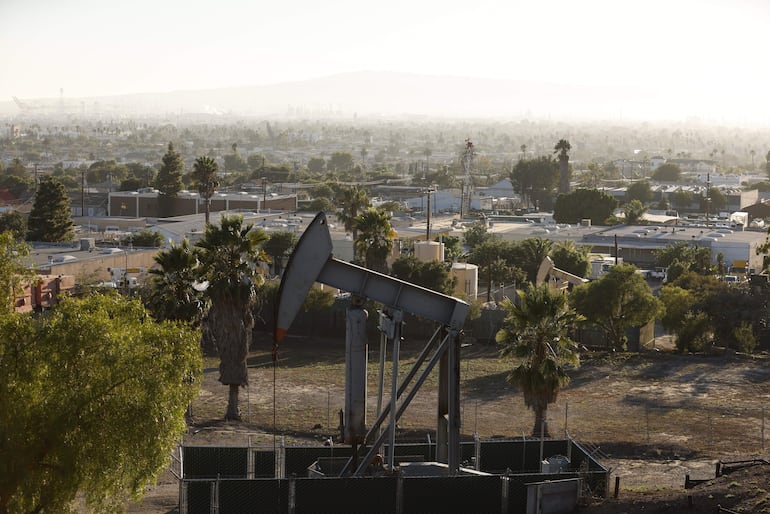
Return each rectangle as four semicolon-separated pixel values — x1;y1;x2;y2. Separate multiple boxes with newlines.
500;475;509;514
211;478;219;514
564;402;568;439
288;477;296;514
179;480;187;514
396;475;404;514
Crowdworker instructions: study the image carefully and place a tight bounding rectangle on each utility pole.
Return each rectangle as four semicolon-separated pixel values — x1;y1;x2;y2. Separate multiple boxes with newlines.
425;186;435;241
462;139;474;218
705;173;711;228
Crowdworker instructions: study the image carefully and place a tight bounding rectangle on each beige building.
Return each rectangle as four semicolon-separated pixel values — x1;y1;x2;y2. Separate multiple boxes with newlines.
108;189;297;219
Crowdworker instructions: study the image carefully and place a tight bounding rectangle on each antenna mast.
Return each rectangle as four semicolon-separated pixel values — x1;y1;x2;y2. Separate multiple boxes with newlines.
461;139;474;218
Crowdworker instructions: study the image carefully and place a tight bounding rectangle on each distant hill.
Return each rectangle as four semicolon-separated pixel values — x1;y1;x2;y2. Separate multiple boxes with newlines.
2;71;666;121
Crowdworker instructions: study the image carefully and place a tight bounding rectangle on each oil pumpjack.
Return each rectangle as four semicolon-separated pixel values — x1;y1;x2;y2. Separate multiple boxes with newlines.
274;212;469;476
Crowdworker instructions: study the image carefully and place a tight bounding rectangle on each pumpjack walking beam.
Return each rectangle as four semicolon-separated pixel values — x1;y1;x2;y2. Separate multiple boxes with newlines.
274;212;469;474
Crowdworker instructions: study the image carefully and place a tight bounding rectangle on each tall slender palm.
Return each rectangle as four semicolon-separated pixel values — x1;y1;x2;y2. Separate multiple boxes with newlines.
354;208;395;273
554;139;571;195
196;215;268;420
191;156;220;225
337;186;370;259
497;283;582;437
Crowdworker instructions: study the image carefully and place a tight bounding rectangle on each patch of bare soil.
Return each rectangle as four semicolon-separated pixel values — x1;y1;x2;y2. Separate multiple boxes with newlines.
127;333;770;513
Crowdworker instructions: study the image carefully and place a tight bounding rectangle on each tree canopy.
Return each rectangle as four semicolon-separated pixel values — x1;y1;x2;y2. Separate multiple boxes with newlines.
511;156;559;210
651;163;682;182
0;211;27;240
191;156;220;225
553;188;617;225
625;181;653;204
155;142;185;200
354;208;395;273
0;294;201;513
570;263;662;350
27;176;74;242
390;255;456;295
0;232;34;313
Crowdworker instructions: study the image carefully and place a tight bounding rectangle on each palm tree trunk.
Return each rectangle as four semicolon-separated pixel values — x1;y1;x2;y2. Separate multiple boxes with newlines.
226;384;241;421
532;406;550;438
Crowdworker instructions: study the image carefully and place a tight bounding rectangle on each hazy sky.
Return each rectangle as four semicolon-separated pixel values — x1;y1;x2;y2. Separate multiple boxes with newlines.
2;0;768;121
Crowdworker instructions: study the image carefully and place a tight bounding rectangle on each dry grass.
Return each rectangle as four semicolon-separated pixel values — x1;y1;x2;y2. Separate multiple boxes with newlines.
129;331;770;513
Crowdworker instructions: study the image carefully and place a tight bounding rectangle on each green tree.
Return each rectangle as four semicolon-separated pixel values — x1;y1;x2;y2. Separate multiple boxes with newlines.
497;283;581;436
550;240;590;278
327;151;355;173
191;156;220;225
0;294;201;513
670;190;693;210
27;176;74;242
155;143;185;216
307;157;326;173
554;139;571;194
4;158;27;178
196;214;268;420
511;156;559;210
337;186;370;258
469;239;520;302
0;211;26;240
652;163;682;182
701;187;727;211
122;229;164;248
623;199;648;224
659;285;696;336
87;160;127;184
462;221;491;251
438;234;463;262
308;197;335;212
509;237;554;284
0;232;34;313
655;242;712;276
390;255;456;294
263;230;298;276
625;181;653;203
570;263;663;350
145;238;207;326
354;208;395;273
310;182;335;201
223;152;248;172
0;174;35;200
553;188;617;225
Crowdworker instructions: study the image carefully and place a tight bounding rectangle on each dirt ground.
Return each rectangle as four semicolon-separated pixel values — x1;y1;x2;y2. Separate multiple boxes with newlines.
127;332;770;513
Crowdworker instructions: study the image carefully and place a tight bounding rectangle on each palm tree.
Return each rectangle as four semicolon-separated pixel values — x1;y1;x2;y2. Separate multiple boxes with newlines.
354;208;395;273
191;156;220;225
145;238;207;326
497;283;582;437
554;139;571;194
263;230;298;277
145;238;208;422
196;214;268;421
515;237;554;283
337;186;370;259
